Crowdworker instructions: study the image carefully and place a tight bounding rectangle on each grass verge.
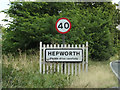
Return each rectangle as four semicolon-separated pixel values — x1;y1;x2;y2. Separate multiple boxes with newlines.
2;52;69;88
2;51;119;88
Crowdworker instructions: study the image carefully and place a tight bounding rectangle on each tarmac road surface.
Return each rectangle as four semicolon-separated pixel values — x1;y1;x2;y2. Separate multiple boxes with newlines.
110;60;120;88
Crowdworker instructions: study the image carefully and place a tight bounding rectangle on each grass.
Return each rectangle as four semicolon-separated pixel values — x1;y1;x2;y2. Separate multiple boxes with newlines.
0;39;2;89
69;58;118;88
69;54;120;88
2;50;119;88
2;51;69;88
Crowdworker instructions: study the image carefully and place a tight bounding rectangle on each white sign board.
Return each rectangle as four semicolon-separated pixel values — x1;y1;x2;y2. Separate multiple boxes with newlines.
45;48;83;62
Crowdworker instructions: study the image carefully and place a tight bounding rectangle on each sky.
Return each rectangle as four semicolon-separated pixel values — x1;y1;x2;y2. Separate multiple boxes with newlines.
113;0;120;3
0;0;10;27
0;0;120;27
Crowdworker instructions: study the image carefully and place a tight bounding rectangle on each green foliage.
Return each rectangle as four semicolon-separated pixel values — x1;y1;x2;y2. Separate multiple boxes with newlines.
2;51;118;88
2;2;120;60
2;63;69;88
2;51;70;88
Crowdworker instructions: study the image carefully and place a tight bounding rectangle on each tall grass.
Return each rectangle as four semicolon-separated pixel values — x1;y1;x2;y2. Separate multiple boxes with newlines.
68;54;119;88
2;50;70;88
69;61;118;88
2;50;119;88
0;39;2;90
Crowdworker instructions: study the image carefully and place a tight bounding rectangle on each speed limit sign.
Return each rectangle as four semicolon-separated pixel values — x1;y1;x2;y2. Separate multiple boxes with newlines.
55;17;71;34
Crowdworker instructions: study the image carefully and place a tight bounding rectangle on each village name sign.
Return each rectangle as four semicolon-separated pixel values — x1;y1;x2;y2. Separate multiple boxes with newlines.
45;17;83;63
39;18;88;74
45;49;83;62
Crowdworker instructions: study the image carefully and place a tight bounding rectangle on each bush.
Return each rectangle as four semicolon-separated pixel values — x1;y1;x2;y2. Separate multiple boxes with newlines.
2;64;70;88
2;2;119;60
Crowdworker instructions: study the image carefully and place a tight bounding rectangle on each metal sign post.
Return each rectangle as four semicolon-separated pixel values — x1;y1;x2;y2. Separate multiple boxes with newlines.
55;17;71;73
62;34;65;72
62;34;65;46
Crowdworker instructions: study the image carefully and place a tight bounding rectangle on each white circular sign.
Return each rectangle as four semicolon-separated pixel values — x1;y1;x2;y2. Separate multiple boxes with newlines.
55;18;71;34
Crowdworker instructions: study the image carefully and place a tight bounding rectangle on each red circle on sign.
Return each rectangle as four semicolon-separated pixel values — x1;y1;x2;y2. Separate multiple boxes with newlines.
55;17;71;34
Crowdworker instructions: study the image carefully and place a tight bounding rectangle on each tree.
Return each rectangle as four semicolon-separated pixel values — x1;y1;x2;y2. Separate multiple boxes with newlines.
2;2;120;60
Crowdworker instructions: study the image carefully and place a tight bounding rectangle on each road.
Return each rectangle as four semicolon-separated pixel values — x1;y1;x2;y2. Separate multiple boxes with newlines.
110;60;120;87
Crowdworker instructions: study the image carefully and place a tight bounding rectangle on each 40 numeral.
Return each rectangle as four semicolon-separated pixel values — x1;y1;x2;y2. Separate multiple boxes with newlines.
58;22;69;29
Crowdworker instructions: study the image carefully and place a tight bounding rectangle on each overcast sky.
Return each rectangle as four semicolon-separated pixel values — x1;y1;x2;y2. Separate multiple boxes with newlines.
0;0;10;27
0;0;120;27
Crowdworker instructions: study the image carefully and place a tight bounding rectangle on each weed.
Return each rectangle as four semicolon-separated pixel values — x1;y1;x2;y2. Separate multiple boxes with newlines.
2;51;118;88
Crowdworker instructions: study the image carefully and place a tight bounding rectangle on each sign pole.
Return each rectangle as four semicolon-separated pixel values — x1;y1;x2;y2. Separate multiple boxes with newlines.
62;34;65;47
55;17;71;73
62;34;65;72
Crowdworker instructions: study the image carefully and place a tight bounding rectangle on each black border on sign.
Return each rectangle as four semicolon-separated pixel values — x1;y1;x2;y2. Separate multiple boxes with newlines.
45;48;83;63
